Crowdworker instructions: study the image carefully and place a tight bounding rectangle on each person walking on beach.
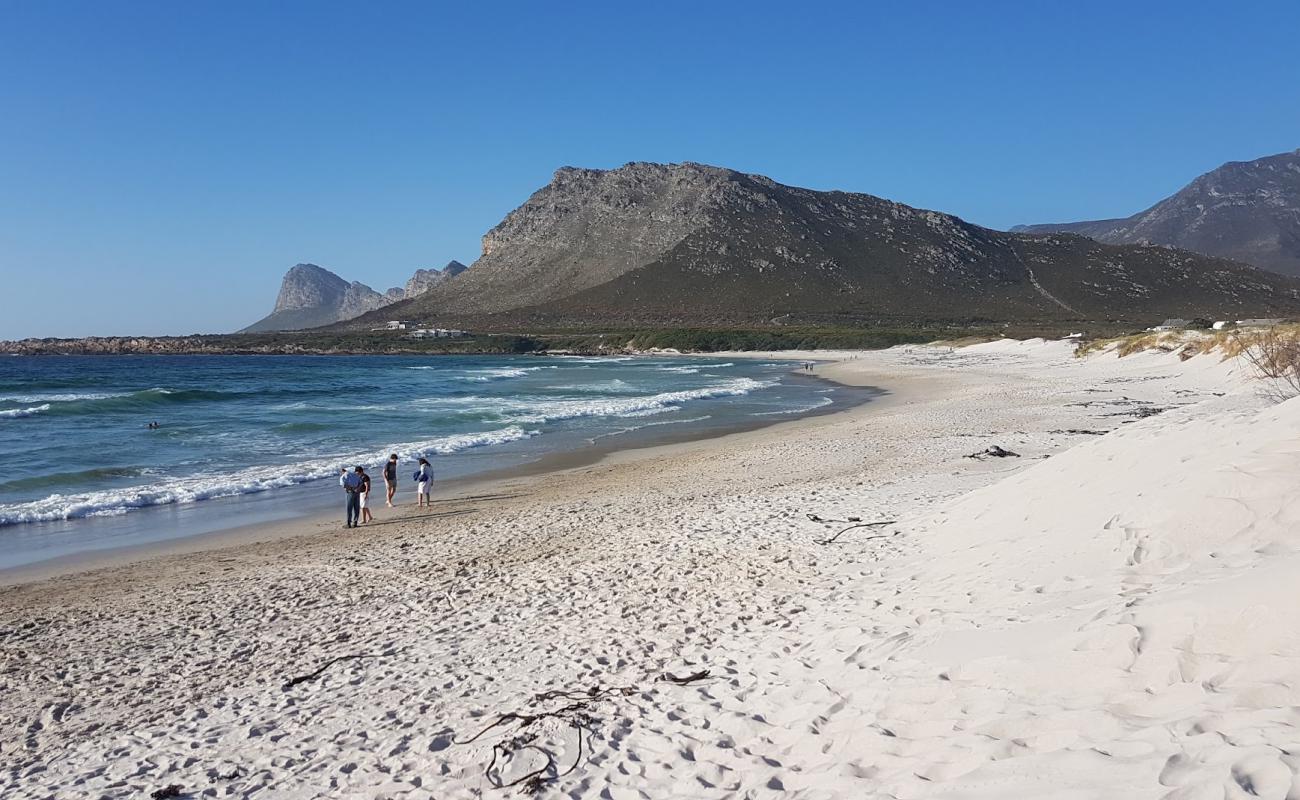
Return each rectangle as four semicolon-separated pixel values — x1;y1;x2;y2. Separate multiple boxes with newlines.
414;457;432;508
342;466;364;528
383;453;398;507
358;466;373;524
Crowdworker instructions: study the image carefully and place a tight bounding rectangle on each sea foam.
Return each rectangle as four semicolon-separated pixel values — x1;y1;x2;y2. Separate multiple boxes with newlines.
453;366;558;382
0;404;51;419
501;378;773;424
0;426;538;525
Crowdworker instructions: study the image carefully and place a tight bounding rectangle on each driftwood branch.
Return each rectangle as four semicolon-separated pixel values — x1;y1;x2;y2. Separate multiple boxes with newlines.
966;445;1020;459
455;702;592;746
495;723;588;794
659;669;711;685
807;514;898;545
456;676;696;792
282;653;379;690
534;685;637;703
806;513;861;524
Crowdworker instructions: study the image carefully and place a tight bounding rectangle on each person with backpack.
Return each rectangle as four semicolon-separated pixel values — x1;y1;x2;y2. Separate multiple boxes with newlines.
413;457;432;508
341;466;365;528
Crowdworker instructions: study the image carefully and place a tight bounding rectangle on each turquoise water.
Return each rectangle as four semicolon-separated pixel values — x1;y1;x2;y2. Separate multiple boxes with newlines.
0;354;861;568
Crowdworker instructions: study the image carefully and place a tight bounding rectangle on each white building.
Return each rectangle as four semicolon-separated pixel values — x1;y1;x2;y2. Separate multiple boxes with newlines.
408;328;469;339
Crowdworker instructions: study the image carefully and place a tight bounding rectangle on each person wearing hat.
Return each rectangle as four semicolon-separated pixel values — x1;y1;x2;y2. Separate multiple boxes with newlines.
341;466;365;528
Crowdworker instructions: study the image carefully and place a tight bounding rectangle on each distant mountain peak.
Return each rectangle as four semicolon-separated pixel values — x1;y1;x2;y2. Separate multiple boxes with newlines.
1016;149;1300;276
243;264;397;332
242;260;470;332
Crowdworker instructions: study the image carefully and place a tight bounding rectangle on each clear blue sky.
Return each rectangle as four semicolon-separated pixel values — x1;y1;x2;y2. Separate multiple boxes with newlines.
2;1;1298;338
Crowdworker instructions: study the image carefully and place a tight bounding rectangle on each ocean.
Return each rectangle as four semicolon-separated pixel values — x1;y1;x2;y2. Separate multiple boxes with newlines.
0;354;866;570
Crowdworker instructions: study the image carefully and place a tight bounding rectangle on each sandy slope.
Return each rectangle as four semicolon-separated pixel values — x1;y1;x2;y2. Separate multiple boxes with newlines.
2;339;1295;799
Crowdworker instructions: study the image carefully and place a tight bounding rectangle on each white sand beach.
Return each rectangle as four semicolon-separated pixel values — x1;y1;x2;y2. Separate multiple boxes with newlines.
3;339;1298;799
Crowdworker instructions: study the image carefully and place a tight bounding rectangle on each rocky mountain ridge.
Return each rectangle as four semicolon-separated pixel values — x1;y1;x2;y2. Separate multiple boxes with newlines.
365;161;1300;328
404;260;467;298
1014;149;1300;276
242;261;465;332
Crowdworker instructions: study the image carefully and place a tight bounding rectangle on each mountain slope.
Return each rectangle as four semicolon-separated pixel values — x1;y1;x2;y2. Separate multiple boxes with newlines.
1015;149;1300;276
371;162;1300;328
242;264;398;332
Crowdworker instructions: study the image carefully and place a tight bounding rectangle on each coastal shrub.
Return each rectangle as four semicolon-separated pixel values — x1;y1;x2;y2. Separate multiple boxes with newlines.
1237;328;1300;400
1077;325;1300;400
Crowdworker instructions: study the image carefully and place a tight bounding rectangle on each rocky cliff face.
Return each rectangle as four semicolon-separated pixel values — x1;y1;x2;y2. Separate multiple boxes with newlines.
419;164;741;314
242;264;399;332
1015;149;1300;277
243;261;467;332
403;260;468;298
377;161;1300;328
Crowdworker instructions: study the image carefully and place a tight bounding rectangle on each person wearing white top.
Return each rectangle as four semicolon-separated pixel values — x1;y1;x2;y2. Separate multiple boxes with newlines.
415;457;432;508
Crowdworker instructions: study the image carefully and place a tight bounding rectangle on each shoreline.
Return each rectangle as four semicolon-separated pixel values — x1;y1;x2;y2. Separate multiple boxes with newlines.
6;339;1280;799
0;367;883;587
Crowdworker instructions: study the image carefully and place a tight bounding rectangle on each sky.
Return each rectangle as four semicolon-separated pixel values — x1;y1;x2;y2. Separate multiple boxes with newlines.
2;1;1299;338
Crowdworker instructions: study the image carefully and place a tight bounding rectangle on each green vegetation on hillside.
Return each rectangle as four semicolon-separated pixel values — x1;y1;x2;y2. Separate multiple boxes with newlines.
4;321;1152;356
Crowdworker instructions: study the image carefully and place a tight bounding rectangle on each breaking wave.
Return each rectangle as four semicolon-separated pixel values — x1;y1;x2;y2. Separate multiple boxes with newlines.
656;362;735;374
2;387;328;418
0;404;51;419
453;366;558;382
0;426;538;525
500;378;774;424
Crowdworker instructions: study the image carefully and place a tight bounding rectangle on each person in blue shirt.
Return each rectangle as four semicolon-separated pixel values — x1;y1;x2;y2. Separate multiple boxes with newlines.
341;466;365;528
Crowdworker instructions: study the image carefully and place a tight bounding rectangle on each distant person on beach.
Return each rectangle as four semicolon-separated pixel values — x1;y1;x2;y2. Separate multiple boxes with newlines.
341;466;364;528
414;457;432;508
358;466;373;524
383;453;398;507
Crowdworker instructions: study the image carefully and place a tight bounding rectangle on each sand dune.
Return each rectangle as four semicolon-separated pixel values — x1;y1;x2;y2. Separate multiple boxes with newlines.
3;339;1296;798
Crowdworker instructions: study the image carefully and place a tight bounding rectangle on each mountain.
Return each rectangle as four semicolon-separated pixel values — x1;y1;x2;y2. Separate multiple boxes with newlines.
242;262;467;332
404;260;468;298
1014;149;1300;277
242;264;401;332
363;162;1300;329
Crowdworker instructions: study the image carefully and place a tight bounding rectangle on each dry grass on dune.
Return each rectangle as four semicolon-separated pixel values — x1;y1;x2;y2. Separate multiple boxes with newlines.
1076;325;1300;360
1077;325;1300;399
